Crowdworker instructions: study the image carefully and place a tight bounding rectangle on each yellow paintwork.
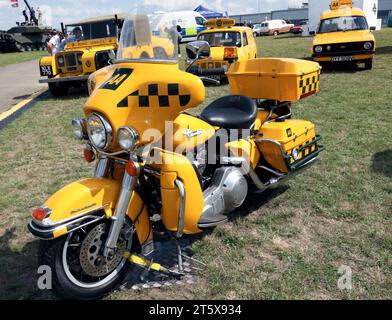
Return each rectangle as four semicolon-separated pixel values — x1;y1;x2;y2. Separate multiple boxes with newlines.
43;178;151;244
150;148;205;235
121;36;175;60
227;58;321;102
330;0;353;10
39;37;118;81
86;62;205;147
257;120;316;173
226;139;260;170
205;18;236;29
186;25;257;72
312;5;376;62
171;114;216;153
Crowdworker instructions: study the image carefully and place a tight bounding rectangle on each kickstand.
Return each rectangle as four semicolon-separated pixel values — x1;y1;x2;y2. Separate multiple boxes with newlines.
175;238;184;273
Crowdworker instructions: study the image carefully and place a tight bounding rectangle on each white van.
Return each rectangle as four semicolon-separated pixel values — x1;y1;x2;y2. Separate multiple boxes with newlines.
170;11;208;42
259;20;294;36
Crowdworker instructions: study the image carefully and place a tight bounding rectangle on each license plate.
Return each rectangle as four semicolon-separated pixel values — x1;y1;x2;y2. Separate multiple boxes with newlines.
331;56;353;62
40;65;53;77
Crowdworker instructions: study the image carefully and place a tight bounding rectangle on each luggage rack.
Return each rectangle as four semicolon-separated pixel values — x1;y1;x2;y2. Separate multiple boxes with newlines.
256;99;293;125
255;135;324;173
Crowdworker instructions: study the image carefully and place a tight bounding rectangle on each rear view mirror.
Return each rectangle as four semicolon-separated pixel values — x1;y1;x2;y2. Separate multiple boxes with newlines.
186;41;210;60
370;26;376;31
309;31;316;36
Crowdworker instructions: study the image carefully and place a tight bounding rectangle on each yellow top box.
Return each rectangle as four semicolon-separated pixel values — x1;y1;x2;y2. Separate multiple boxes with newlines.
227;58;322;102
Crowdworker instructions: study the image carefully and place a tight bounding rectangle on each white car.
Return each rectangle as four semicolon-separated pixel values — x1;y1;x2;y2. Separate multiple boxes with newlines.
259;20;294;36
253;23;263;37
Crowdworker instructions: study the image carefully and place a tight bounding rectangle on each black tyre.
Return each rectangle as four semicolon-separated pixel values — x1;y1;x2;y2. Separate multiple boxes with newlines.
273;31;279;36
38;221;134;300
48;83;69;97
364;59;373;70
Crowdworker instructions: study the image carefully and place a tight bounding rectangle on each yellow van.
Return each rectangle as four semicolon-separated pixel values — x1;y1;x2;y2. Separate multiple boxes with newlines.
186;18;257;79
311;0;376;70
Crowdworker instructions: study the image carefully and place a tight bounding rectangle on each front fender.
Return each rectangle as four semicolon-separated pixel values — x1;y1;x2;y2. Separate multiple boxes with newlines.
28;178;152;244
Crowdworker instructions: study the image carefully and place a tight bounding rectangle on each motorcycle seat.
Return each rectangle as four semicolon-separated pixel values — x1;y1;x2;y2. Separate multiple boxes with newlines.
200;95;257;129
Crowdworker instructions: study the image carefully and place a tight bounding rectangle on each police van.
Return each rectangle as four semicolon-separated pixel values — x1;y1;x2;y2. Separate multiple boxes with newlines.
171;11;207;42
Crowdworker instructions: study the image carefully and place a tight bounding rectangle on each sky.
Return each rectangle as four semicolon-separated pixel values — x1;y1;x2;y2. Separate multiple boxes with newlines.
0;0;304;30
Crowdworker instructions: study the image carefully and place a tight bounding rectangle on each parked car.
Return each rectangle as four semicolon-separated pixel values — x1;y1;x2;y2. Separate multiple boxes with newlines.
171;10;207;42
291;21;307;34
253;23;262;37
259;20;294;36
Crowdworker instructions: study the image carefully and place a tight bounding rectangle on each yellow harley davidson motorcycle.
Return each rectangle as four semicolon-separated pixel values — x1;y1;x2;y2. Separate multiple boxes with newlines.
28;12;324;299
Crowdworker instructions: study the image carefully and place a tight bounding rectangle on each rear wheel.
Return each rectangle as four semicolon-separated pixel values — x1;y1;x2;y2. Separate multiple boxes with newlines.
48;82;69;97
273;31;279;36
364;59;373;70
38;220;135;300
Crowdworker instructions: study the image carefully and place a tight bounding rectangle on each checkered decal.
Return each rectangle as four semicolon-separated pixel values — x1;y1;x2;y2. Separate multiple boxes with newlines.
288;137;318;164
299;73;320;98
118;83;191;108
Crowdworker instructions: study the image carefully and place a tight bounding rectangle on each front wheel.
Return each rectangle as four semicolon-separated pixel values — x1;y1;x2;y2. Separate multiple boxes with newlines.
38;221;134;299
48;82;69;97
364;59;373;70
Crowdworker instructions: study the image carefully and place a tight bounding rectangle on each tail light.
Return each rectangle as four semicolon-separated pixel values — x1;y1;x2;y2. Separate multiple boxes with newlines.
224;47;238;59
32;207;51;221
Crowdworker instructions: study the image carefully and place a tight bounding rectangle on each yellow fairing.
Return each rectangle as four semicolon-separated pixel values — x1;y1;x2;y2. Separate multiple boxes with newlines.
226;139;260;170
171;114;216;153
85;63;205;146
151;149;204;235
43;178;151;244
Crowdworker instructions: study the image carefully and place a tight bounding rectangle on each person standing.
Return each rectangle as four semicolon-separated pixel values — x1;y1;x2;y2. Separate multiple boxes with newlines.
30;7;37;25
22;7;29;24
37;7;43;25
48;32;63;55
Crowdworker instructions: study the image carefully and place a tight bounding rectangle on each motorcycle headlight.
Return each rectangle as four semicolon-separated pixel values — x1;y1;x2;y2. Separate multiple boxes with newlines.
315;46;323;53
86;113;113;151
364;42;372;50
72;118;87;140
118;127;139;151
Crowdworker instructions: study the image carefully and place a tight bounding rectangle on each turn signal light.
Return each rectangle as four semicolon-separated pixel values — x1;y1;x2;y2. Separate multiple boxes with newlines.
125;161;140;177
224;47;238;59
83;148;95;163
32;207;49;221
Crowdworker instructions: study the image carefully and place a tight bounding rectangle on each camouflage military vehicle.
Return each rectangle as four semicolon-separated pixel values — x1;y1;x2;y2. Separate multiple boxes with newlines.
0;0;53;52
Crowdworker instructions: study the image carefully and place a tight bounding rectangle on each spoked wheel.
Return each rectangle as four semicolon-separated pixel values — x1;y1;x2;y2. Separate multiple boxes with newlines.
38;220;136;300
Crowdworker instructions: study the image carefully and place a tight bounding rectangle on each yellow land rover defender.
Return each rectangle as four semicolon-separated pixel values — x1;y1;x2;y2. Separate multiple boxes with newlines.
186;18;257;81
39;15;126;96
312;0;376;70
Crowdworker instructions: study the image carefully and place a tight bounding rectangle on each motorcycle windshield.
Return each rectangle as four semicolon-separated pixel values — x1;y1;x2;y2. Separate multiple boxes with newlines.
117;10;178;63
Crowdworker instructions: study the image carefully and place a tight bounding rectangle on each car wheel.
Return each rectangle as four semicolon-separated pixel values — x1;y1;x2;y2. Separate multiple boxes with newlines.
364;59;373;70
273;31;279;36
48;83;69;97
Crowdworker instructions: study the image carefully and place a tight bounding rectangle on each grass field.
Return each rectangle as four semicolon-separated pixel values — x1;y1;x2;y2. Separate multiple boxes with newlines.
0;30;391;300
0;51;46;67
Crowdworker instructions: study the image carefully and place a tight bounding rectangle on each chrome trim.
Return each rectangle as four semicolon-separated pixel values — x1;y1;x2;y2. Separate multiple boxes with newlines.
104;165;140;256
87;113;114;152
94;157;111;178
175;179;186;238
29;214;105;240
33;205;108;228
39;75;90;83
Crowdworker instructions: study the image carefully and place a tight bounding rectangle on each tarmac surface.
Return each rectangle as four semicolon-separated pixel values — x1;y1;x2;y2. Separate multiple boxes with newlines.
0;59;45;114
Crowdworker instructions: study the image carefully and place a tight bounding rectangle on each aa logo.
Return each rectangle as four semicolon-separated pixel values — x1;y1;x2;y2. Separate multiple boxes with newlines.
37;265;52;290
101;68;133;90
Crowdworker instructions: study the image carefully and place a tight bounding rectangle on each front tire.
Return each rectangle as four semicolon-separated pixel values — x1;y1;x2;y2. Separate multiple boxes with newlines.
48;82;69;97
38;222;134;300
364;59;373;70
